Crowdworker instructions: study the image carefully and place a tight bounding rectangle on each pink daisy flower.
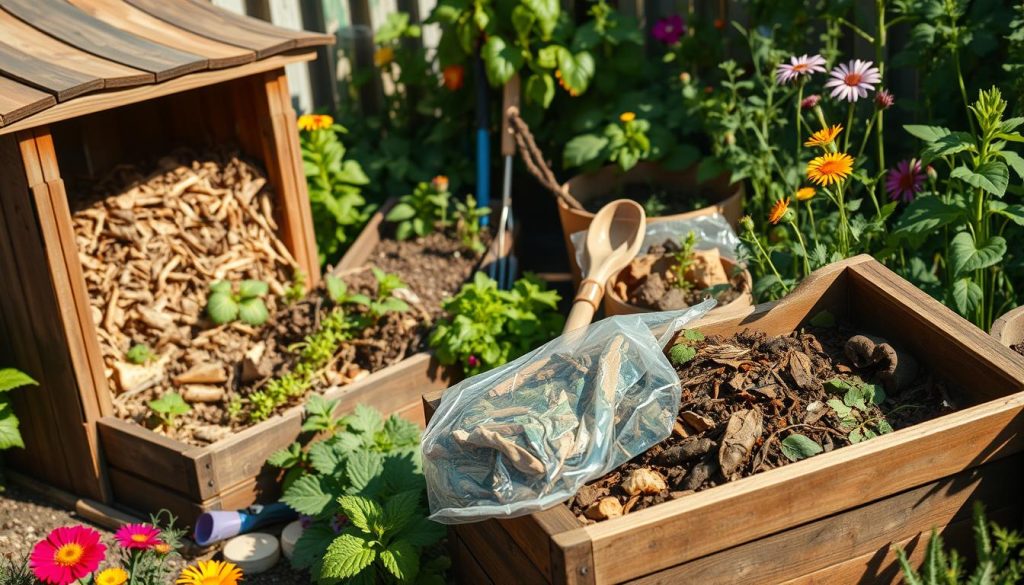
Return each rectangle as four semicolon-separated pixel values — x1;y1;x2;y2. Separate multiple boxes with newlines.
652;15;686;45
775;54;826;84
30;525;106;585
825;59;881;102
800;94;821;110
114;523;162;550
875;88;895;110
886;159;925;203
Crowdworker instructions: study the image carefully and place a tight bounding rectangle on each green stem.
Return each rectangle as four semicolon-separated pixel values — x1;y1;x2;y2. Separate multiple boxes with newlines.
796;82;804;169
806;201;819;249
843;103;855;153
875;0;887;177
750;234;791;293
789;218;812;278
952;45;975;135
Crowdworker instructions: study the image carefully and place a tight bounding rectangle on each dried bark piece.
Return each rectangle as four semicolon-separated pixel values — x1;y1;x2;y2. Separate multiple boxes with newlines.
622;468;667;496
718;409;763;481
452;428;546;476
788;351;821;392
585;497;623;520
686;248;729;289
680;411;715;433
114;360;165;394
173;363;227;385
574;484;606;510
681;455;718;491
182;385;225;403
654;437;715;466
844;335;918;393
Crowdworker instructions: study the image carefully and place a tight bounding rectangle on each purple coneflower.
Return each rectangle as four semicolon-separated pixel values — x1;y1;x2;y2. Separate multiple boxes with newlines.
875;88;895;110
652;15;685;45
885;159;925;203
775;54;827;85
800;94;821;110
825;60;881;102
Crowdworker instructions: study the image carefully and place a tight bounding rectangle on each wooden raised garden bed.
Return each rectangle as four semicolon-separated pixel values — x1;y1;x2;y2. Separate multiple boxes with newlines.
424;256;1024;584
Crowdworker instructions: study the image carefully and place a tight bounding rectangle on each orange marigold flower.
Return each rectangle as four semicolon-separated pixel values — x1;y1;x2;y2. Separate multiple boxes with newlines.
431;175;449;193
807;152;854;186
297;114;333;132
768;197;791;225
442;64;465;91
796;187;816;201
619;112;636;123
373;46;394;67
804;124;843;148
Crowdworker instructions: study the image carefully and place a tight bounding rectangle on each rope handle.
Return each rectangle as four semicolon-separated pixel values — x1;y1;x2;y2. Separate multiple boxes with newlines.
505;107;585;211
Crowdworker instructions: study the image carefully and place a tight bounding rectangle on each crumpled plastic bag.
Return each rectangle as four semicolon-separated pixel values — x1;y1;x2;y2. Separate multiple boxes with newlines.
422;299;715;524
570;213;742;273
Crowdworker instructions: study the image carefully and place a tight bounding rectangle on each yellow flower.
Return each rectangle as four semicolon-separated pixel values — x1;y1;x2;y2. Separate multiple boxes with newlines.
796;187;816;201
768;197;791;225
154;543;173;555
96;568;129;585
804;124;843;148
297;114;333;132
374;46;395;67
619;112;637;123
807;152;854;186
177;560;243;585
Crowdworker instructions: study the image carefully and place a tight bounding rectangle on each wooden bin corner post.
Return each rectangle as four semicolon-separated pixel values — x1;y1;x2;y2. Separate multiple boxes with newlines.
238;67;320;289
0;126;111;501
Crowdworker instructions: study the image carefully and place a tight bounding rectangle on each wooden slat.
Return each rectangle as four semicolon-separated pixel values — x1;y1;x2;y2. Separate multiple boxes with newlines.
0;7;151;89
0;41;102;100
0;50;315;136
108;467;206;525
126;0;297;59
459;519;549;584
454;533;496;585
98;417;199;498
626;454;1023;584
0;0;204;82
499;508;582;582
203;405;303;499
67;0;255;69
176;0;333;47
0;76;54;126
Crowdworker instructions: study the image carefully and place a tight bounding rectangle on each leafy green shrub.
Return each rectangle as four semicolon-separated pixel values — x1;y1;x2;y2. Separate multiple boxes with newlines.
429;273;564;376
299;115;375;266
0;368;37;450
898;502;1024;585
385;176;452;240
270;405;447;583
148;392;191;429
563;111;653;171
206;280;270;326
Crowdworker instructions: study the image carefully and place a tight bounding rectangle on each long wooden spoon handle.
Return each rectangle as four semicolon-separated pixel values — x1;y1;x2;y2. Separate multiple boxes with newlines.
564;278;604;332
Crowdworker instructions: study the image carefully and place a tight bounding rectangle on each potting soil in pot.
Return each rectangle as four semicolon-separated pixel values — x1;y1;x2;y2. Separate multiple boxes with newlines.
614;239;745;311
583;183;713;216
70;149;445;445
568;325;958;524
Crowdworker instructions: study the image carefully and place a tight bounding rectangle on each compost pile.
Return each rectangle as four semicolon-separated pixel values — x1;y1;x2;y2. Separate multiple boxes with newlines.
612;240;745;311
568;326;957;524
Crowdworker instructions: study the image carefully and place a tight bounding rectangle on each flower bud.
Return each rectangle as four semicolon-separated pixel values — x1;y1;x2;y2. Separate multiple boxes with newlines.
679;72;692;84
927;165;938;182
875;89;894;110
800;94;821;110
431;175;449;193
739;215;755;233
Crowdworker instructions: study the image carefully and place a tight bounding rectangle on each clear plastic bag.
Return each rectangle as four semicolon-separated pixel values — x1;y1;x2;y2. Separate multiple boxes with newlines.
571;213;742;273
422;299;715;524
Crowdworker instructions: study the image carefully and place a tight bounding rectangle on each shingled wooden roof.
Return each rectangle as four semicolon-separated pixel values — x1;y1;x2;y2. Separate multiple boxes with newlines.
0;0;332;131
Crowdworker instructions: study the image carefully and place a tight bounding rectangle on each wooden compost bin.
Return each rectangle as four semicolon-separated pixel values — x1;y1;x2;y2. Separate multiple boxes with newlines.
424;256;1024;584
0;0;332;510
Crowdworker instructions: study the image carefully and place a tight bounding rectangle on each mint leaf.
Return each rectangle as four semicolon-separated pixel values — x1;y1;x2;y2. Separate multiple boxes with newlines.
380;539;420;582
338;495;384;534
0;405;24;449
563;134;608;168
383;416;420;447
346;404;385;435
267;442;302;468
399;517;446;547
321;532;377;580
291;523;336;570
780;434;823;461
282;474;334;516
383;490;422;533
0;369;36;393
308;441;345;475
346;451;385;494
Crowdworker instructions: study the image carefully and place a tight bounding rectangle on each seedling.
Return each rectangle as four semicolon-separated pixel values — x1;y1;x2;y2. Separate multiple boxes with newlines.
366;268;410;319
126;343;155;365
671;231;698;291
668;328;704;366
285;270;307;305
385;176;452;240
206;279;270;326
454;195;491;254
825;378;897;443
325;275;370;307
149;392;191;429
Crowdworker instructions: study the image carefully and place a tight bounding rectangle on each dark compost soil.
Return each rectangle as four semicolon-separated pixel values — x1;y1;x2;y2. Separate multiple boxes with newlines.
568;326;958;524
613;239;745;311
583;182;712;216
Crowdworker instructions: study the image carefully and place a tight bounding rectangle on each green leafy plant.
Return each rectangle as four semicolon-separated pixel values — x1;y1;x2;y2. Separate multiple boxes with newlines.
563;111;652;171
206;279;270;326
126;343;155;365
0;368;37;450
825;378;894;443
454;195;490;254
363;269;411;319
668;328;705;366
898;502;1024;585
300;115;375;266
148;392;191;429
429;273;563;375
286;270;307;305
0;552;33;585
270;405;447;583
670;231;698;291
780;434;823;461
386;176;452;241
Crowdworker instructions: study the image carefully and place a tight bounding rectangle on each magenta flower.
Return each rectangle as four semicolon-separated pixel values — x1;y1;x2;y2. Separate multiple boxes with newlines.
30;526;106;585
886;159;925;202
775;54;826;84
875;88;895;110
801;94;821;110
467;355;480;368
825;59;881;102
652;15;685;45
114;523;162;550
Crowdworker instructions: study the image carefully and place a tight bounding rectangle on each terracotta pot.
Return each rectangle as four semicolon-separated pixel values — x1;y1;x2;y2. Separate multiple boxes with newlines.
559;161;744;283
604;255;754;317
990;306;1024;349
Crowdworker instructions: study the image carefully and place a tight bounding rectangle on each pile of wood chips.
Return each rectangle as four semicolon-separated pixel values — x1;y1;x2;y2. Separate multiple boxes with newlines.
71;149;298;443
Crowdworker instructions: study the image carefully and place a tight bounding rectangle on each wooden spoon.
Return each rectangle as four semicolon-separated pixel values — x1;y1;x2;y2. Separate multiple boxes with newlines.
564;200;646;332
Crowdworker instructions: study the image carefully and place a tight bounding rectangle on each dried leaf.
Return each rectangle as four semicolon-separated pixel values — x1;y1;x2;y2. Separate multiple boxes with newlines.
718;409;763;480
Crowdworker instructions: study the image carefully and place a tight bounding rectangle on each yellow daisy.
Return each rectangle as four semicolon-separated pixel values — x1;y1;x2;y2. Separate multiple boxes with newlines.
804;124;843;148
796;187;816;201
96;568;129;585
807;152;854;187
619;111;636;123
768;197;791;225
297;114;333;132
177;560;243;585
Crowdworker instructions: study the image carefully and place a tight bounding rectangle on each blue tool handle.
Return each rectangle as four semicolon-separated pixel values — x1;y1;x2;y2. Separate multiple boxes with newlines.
474;54;490;225
239;502;297;533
